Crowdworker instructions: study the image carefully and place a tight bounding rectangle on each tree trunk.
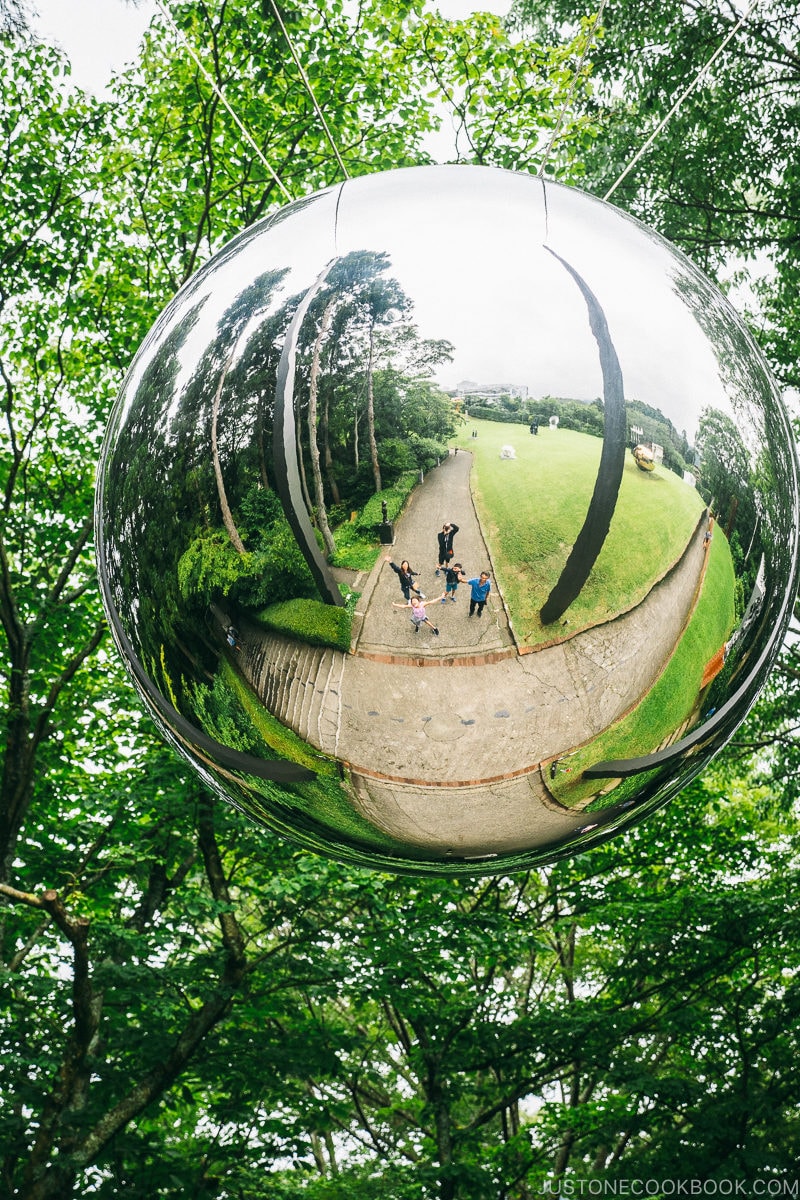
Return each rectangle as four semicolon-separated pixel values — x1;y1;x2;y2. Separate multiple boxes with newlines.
322;390;340;503
211;344;246;555
366;324;382;494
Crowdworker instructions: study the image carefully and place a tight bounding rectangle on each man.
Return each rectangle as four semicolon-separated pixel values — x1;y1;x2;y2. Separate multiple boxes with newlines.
466;571;491;618
435;522;459;575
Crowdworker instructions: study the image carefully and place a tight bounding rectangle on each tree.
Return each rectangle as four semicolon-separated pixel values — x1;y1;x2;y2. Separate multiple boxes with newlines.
4;1;800;1196
510;0;800;388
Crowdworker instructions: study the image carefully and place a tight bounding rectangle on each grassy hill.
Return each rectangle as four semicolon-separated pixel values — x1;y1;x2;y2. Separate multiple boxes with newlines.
455;419;706;648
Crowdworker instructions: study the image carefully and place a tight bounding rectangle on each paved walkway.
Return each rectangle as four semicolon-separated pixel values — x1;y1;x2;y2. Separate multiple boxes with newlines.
238;453;710;856
353;451;515;659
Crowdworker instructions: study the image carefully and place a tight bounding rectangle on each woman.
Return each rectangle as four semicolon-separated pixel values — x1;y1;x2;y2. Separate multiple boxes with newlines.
385;557;425;602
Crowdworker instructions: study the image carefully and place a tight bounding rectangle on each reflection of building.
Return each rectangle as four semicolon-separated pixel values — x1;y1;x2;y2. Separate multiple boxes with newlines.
459;380;529;402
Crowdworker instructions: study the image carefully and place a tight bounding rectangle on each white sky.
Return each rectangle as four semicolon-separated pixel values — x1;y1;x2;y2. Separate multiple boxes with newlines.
31;0;512;95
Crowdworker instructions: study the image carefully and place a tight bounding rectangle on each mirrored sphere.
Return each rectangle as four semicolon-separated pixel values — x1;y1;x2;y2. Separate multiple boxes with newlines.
96;165;800;875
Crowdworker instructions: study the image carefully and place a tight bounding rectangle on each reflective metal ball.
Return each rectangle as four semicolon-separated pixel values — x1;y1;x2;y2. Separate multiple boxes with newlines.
96;165;799;875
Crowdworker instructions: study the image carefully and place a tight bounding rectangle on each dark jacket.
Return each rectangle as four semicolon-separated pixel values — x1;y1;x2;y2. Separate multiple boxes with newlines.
437;524;459;559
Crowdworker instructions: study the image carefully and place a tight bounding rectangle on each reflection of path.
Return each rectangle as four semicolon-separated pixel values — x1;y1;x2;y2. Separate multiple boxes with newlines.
239;495;709;857
354;451;515;658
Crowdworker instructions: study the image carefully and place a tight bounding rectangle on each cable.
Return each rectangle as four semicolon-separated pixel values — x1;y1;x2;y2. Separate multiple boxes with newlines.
264;0;350;180
604;0;758;201
538;0;608;179
152;0;293;203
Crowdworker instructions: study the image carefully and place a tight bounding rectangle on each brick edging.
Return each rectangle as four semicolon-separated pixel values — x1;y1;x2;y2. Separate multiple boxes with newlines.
345;759;542;787
352;647;518;668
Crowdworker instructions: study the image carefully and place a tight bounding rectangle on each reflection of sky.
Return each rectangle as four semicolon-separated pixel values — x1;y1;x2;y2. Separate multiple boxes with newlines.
114;164;772;455
114;187;342;434
333;166;736;442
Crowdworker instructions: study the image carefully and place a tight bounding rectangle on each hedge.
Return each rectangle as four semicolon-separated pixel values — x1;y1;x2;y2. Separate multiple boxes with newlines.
355;471;419;532
255;597;352;650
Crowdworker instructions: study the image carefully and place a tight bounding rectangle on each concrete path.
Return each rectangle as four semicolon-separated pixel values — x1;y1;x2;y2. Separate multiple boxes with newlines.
238;454;710;856
354;451;515;659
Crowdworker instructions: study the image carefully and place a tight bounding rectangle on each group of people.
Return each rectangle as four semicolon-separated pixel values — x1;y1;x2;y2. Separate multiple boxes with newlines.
386;521;492;637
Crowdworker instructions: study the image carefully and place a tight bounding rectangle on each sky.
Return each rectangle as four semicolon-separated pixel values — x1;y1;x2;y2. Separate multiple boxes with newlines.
31;0;513;95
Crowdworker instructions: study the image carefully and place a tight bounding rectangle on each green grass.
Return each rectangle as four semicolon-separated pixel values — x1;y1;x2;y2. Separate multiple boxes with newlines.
329;520;382;572
455;419;705;648
548;529;737;809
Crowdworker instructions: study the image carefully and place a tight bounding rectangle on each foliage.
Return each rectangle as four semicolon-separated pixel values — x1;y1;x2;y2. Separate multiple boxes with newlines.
356;470;419;532
254;598;352;651
1;2;799;1197
510;0;800;390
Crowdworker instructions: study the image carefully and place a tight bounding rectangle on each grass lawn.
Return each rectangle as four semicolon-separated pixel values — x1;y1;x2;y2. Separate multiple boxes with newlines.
455;419;705;648
547;528;737;809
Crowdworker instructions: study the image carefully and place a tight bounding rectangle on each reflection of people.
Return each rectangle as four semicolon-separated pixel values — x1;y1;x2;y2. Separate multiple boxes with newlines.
386;557;425;601
466;572;491;618
392;593;444;635
435;522;459;575
441;562;467;603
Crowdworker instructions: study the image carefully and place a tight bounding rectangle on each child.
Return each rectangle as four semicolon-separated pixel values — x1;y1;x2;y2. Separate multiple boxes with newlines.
392;593;445;635
466;571;491;617
441;562;467;603
385;557;425;601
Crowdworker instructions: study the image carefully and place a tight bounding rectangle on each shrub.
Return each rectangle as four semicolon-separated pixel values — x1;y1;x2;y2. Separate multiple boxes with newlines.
379;437;416;480
254;598;352;650
177;530;249;603
355;471;418;532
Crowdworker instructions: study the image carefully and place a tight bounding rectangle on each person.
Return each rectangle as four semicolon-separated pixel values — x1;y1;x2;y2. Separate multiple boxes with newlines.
385;557;425;601
441;562;467;603
392;593;445;635
466;571;491;617
435;522;459;575
225;624;242;652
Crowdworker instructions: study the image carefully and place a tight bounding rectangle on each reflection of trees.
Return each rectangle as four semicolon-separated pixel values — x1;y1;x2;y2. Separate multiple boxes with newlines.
293;250;455;543
673;262;798;641
103;271;294;709
696;406;759;575
104;252;458;714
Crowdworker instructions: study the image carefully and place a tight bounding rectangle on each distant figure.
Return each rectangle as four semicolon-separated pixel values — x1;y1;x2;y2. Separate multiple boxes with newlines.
435;522;459;575
530;421;538;435
386;557;424;602
466;572;492;618
500;444;516;459
392;593;445;636
441;562;467;603
549;415;559;430
225;624;242;652
703;527;713;547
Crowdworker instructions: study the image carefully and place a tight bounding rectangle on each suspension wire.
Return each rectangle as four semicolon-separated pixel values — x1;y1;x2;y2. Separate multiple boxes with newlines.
152;0;293;203
264;0;350;180
538;0;608;179
604;0;758;201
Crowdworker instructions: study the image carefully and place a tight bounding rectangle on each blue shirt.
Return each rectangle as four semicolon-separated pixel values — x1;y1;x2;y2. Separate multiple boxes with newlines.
468;577;491;602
